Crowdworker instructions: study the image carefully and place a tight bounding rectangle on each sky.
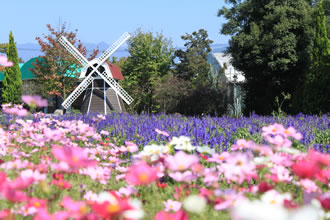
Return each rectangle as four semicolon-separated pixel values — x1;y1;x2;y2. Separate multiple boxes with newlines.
0;0;231;48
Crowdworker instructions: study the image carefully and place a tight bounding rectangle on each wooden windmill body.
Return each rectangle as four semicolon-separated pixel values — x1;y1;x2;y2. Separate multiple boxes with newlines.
58;33;133;114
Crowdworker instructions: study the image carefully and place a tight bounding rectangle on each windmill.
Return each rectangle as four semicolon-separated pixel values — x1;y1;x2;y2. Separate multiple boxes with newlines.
58;32;133;114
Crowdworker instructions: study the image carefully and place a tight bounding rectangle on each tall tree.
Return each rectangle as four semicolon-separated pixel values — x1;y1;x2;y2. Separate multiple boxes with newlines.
175;29;213;84
32;23;98;104
302;1;330;113
218;0;314;115
172;29;227;116
121;29;174;114
2;32;23;104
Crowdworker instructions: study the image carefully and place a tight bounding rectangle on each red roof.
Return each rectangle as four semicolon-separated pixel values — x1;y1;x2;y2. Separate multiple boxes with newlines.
105;61;124;80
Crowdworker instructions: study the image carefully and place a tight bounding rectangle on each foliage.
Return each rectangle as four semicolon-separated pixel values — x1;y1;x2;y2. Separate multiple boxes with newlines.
301;1;330;114
1;32;23;104
0;43;8;54
218;0;315;115
171;29;229;116
154;73;192;114
31;23;98;101
175;29;213;84
272;92;291;122
121;29;175;114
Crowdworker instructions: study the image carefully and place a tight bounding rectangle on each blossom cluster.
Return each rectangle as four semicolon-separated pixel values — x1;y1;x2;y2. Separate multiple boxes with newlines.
0;103;328;219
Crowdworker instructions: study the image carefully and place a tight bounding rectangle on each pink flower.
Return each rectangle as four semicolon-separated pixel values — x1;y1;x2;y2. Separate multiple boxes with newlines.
2;104;28;116
83;190;98;202
262;123;285;136
34;208;70;220
231;139;253;151
61;196;88;217
52;145;97;169
155;210;189;220
168;171;197;182
1;183;27;202
163;199;182;212
125;162;159;186
0;209;10;219
90;191;132;219
208;152;230;163
299;179;320;193
125;141;139;153
21;95;48;108
165;151;199;171
155;128;170;137
0;55;13;67
283;127;302;140
292;159;320;179
118;186;136;197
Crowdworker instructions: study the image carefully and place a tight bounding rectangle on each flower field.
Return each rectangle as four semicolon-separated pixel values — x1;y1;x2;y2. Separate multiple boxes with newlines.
0;102;329;219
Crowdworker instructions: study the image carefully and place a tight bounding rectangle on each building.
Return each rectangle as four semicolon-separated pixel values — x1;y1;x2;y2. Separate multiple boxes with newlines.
0;57;126;114
207;53;245;116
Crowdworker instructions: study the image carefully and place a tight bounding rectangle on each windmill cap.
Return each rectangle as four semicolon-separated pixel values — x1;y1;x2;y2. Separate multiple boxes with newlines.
105;61;124;80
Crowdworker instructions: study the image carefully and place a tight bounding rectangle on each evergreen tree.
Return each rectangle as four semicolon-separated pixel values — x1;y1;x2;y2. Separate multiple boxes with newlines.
218;0;314;115
2;32;23;104
302;1;330;113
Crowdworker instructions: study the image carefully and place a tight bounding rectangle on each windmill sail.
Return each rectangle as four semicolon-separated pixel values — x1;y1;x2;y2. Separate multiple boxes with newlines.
96;32;131;64
58;36;90;69
98;70;133;105
61;74;94;109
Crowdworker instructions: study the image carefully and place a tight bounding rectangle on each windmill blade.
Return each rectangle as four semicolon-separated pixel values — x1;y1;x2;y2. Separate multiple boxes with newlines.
58;36;90;69
97;70;133;105
61;74;94;109
96;32;131;64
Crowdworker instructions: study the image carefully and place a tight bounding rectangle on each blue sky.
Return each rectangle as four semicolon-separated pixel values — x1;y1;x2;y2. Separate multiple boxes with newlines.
0;0;230;47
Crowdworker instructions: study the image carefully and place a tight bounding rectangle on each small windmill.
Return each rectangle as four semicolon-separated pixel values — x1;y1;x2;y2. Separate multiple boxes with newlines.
58;32;133;114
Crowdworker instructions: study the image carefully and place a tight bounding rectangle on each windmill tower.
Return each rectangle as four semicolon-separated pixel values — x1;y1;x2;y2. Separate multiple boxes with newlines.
58;32;133;114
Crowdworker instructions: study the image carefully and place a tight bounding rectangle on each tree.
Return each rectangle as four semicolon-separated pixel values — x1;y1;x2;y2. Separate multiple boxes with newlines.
218;0;314;115
175;29;213;84
2;32;23;104
302;1;330;113
121;29;175;114
172;29;227;116
154;73;192;113
32;23;98;105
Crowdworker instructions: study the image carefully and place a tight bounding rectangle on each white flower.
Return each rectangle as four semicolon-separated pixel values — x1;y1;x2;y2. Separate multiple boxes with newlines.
253;156;271;165
170;136;196;152
138;144;166;161
232;198;289;220
183;194;207;214
196;145;215;155
289;205;321;220
96;191;118;204
123;199;144;219
260;190;291;206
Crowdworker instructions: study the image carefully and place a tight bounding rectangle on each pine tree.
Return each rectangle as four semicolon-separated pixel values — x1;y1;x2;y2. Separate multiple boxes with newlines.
2;32;23;104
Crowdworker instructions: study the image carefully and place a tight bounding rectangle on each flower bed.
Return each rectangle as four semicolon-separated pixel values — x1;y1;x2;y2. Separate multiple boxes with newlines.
0;109;329;219
2;112;326;153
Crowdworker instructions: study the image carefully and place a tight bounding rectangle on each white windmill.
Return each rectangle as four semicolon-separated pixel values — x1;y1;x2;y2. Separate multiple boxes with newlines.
58;32;133;114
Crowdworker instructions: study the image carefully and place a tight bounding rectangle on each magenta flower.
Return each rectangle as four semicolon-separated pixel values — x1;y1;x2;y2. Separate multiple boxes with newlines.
125;161;159;186
52;145;97;169
21;95;48;108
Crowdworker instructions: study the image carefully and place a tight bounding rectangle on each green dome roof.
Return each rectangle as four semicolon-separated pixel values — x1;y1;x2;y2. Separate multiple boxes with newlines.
0;57;81;81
